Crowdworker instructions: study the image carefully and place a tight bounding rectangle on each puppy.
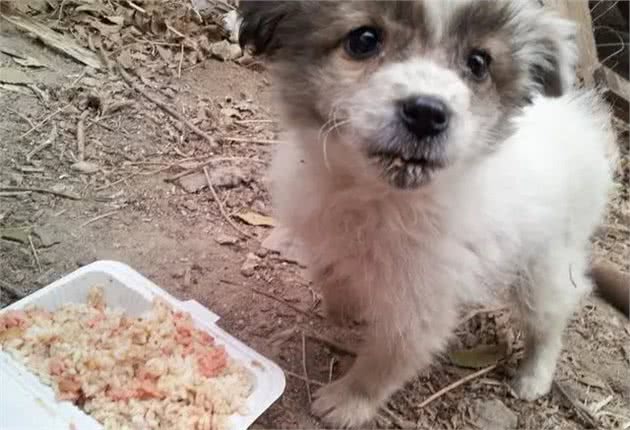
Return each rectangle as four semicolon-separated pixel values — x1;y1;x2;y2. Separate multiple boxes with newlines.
239;0;619;427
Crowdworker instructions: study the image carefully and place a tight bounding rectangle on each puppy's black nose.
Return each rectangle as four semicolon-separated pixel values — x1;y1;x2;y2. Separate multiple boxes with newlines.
398;96;450;139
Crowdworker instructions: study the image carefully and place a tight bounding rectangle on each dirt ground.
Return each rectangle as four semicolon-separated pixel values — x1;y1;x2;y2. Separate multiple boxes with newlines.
1;2;629;429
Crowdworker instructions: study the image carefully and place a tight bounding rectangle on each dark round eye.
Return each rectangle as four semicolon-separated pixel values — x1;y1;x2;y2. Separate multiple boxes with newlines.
466;50;492;80
345;26;382;60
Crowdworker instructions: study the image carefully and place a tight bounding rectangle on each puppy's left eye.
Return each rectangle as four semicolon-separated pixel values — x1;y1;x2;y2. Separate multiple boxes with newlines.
466;49;492;80
344;26;382;60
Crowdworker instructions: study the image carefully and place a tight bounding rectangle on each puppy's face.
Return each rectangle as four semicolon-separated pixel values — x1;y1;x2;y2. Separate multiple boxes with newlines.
240;0;576;189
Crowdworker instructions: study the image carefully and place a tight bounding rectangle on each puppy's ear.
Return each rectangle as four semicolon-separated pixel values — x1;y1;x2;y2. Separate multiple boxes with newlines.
528;12;578;97
238;1;298;56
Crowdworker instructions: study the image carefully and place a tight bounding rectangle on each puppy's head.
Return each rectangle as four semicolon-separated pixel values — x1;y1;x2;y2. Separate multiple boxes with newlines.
240;0;577;189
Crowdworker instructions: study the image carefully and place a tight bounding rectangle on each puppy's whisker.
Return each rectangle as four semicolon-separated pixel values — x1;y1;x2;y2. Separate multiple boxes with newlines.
317;104;348;171
320;118;350;172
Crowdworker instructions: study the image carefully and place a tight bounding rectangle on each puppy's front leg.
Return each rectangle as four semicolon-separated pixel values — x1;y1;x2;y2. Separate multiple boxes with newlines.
312;293;457;428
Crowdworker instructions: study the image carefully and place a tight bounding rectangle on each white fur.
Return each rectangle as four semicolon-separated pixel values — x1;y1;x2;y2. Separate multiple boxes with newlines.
270;90;616;426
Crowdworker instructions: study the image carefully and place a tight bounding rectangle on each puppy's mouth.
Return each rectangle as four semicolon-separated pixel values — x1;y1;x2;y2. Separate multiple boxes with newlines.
369;151;446;189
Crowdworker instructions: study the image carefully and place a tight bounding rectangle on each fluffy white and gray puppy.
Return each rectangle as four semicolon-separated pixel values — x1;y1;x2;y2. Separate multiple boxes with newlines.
239;0;618;427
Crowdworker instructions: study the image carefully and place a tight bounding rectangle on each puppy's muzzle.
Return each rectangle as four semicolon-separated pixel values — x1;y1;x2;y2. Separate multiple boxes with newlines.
367;94;452;189
398;95;450;140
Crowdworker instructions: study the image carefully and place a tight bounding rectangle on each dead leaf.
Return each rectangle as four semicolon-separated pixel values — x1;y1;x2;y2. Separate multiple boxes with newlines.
155;45;172;62
262;226;307;265
0;66;34;84
235;211;276;227
449;343;507;369
576;371;609;390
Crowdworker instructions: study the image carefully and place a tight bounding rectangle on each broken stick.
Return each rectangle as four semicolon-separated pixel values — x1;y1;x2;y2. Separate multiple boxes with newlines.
0;186;80;200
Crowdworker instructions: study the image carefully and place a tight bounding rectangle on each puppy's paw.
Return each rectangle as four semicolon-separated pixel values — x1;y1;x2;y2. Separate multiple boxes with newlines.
311;379;378;428
511;372;552;401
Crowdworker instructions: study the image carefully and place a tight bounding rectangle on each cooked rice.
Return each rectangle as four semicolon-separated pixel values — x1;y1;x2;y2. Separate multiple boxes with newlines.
0;287;253;430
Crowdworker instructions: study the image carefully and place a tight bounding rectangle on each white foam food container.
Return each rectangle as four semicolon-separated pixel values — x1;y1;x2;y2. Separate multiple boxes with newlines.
0;260;285;430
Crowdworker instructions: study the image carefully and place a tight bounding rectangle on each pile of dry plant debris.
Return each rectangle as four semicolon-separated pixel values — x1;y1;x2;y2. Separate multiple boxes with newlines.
0;0;277;194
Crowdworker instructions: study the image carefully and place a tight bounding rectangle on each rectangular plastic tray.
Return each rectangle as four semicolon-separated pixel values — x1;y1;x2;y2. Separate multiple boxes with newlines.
0;260;285;430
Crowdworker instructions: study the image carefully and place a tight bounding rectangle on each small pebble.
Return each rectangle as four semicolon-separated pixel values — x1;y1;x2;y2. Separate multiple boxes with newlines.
240;253;261;277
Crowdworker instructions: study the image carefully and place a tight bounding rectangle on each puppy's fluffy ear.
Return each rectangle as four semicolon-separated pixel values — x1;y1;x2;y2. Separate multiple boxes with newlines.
527;10;578;97
238;1;299;56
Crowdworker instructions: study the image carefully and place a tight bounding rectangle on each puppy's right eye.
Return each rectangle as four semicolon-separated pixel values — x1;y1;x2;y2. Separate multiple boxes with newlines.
344;26;382;60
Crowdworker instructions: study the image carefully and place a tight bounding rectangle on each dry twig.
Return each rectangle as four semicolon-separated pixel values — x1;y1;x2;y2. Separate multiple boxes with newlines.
178;44;184;79
301;332;313;404
553;381;599;429
98;43;113;73
95;165;174;192
166;23;186;39
251;287;322;320
7;108;35;129
203;167;251;238
234;119;275;125
0;192;31;197
382;407;416;429
80;210;119;228
126;0;146;14
0;186;79;200
306;332;357;356
418;364;497;408
18;103;71;140
165;156;265;183
224;136;280;145
68;69;87;89
117;66;217;147
26;124;57;162
77;110;89;161
28;234;42;273
283;369;325;387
